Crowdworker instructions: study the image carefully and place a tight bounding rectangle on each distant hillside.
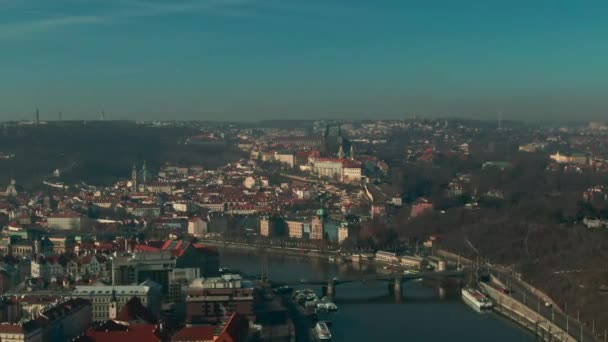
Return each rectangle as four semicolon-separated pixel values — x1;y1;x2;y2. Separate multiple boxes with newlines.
0;121;242;187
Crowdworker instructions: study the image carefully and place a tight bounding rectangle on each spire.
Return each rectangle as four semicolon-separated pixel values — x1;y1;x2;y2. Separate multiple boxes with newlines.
337;145;345;159
349;144;355;160
141;161;147;184
109;288;118;320
109;256;118;320
131;163;138;191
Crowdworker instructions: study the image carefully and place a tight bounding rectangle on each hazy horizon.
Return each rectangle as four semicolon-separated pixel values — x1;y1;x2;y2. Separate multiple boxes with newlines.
2;0;607;121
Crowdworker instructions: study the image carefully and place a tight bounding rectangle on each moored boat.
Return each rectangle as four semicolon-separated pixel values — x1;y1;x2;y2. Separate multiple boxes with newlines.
314;321;332;341
461;287;493;312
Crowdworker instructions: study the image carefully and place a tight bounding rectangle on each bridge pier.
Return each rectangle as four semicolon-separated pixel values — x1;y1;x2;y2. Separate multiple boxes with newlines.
326;279;335;300
393;277;402;301
438;286;447;300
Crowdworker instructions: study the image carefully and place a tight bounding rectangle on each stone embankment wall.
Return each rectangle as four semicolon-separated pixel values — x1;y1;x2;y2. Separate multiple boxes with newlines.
480;283;576;342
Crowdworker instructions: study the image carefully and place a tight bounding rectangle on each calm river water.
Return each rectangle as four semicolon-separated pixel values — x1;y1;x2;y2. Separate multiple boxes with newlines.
219;248;533;342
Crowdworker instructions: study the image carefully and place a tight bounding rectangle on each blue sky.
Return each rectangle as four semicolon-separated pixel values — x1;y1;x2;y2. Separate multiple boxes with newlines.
1;0;607;121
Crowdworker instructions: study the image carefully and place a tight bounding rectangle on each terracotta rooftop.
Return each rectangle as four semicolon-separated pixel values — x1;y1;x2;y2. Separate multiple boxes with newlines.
171;326;215;341
115;297;157;324
83;323;160;342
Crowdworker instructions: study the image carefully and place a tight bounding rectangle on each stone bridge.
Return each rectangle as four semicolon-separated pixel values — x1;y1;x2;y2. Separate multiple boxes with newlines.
272;269;466;300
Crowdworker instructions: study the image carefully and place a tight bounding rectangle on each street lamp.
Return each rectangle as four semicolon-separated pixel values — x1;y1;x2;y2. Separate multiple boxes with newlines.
581;322;584;342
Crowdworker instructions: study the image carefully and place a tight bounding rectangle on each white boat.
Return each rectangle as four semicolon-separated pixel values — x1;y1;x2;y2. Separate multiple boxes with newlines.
316;301;338;312
305;300;319;309
403;269;422;281
314;322;332;341
324;302;338;311
461;288;493;312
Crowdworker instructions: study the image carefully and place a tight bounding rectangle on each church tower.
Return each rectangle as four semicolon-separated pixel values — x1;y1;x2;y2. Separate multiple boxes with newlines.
131;164;138;191
349;144;355;160
5;179;17;196
323;123;330;152
337;145;345;159
337;124;344;145
141;161;148;184
109;289;118;320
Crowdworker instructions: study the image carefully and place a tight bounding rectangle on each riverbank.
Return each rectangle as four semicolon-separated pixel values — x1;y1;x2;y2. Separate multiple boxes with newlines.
481;282;576;342
200;238;332;260
206;240;587;340
218;248;534;341
437;249;595;341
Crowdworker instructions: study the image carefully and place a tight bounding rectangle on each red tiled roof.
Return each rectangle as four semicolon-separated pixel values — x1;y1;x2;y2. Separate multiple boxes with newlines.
0;324;24;334
115;297;157;324
85;324;160;342
217;313;248;342
171;326;215;341
342;161;361;168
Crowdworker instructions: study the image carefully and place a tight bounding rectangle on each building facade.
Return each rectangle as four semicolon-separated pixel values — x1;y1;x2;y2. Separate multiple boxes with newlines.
310;209;327;240
286;220;304;239
47;214;89;231
73;282;161;322
259;217;275;237
185;274;255;325
188;218;208;238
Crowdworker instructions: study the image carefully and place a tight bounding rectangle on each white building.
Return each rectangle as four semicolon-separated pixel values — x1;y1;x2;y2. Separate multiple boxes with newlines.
259;151;295;168
172;201;190;212
73;281;162;322
399;255;426;270
188;217;208;237
274;153;295;168
243;176;257;189
31;256;64;281
312;158;343;180
47;213;89;231
342;164;362;183
375;251;399;264
550;152;588;165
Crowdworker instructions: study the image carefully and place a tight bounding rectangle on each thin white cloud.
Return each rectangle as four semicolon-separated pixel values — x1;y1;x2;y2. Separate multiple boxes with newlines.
0;0;260;39
0;15;105;39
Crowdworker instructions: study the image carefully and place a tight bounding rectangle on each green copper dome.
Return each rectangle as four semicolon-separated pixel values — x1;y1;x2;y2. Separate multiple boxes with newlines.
316;208;328;218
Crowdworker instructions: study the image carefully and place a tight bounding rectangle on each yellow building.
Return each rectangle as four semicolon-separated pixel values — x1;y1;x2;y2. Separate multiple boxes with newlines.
310;209;328;240
286;220;304;239
260;217;275;237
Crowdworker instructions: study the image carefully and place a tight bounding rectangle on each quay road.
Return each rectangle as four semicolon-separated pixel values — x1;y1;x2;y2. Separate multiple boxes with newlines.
488;266;599;342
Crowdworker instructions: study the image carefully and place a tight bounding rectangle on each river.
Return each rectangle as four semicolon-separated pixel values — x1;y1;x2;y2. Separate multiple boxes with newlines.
219;248;534;342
